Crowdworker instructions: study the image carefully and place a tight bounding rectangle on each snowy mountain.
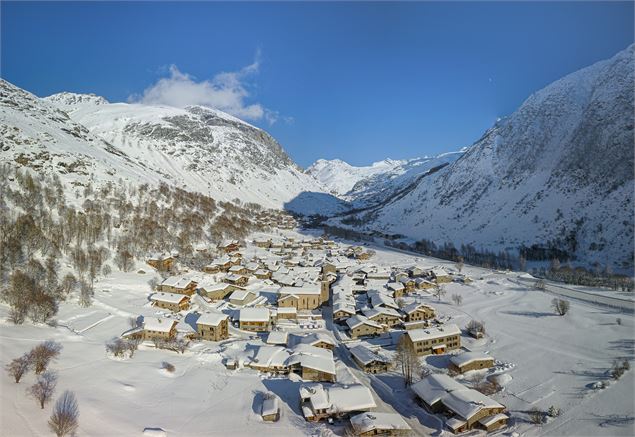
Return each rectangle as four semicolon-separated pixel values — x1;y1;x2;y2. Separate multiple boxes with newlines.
1;79;343;213
43;91;340;211
306;158;406;197
307;152;465;208
333;45;635;271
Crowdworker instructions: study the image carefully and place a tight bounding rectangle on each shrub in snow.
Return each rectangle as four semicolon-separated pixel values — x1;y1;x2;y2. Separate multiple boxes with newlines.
451;294;463;306
547;406;561;418
48;390;79;437
153;338;189;354
5;353;32;383
611;359;629;380
551;298;570;316
466;319;486;336
529;408;544;425
161;362;175;373
28;371;57;409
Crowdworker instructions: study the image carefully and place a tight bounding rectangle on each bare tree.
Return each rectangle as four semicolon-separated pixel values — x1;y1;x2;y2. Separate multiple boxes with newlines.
451;294;463;306
394;335;421;387
30;341;62;374
456;256;464;273
78;280;93;307
551;298;570;316
28;371;57;409
58;273;77;298
102;264;112;277
147;277;160;291
519;254;527;272
5;354;32;383
105;338;127;358
49;390;79;437
433;284;446;301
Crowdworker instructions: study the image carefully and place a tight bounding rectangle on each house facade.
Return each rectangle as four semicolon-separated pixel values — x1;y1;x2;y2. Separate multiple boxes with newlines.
405;324;461;356
150;293;190;312
197;312;229;341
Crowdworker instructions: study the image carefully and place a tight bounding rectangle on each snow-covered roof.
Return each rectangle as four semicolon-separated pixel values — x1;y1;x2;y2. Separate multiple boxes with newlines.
327;385;377;412
197;312;228;327
150;292;188;304
450;352;493;368
225;273;248;282
363;306;401;320
297;332;335;347
402;302;435;315
411;373;465;405
229;289;256;301
240;307;270;322
478;413;509;427
286;344;336;375
349;345;389;366
261;396;279;417
369;292;398;309
442;384;504;420
387;282;405;291
407;324;461;343
350;412;411;434
431;267;450;277
278;285;321;296
199;282;236;293
161;276;196;288
277;306;297;314
411;374;504;420
143;317;177;333
251;346;290;368
333;303;356;315
266;331;289;345
346;315;383;330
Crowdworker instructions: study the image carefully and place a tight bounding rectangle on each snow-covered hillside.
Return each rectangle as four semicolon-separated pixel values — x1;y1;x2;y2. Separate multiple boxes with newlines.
334;45;635;271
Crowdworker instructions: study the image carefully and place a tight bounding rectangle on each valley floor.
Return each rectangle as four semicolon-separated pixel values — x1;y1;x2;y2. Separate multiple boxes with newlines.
1;230;633;437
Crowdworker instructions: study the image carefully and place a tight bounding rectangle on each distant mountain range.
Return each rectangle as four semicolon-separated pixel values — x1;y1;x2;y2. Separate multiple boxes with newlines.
1;45;633;271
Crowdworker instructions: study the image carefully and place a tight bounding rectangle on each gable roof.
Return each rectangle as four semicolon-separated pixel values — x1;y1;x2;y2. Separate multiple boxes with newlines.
350;412;411;434
240;307;270;322
197;312;228;327
346;315;383;330
150;292;189;304
143;317;177;333
349;345;390;366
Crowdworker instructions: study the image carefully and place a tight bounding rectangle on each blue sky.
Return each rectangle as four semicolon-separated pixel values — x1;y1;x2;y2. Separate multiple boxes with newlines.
2;1;633;167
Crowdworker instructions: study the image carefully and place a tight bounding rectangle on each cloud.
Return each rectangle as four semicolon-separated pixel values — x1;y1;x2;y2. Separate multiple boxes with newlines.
130;51;283;124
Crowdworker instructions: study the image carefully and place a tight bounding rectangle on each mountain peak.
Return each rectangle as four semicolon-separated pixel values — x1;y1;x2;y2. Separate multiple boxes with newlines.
45;91;109;107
